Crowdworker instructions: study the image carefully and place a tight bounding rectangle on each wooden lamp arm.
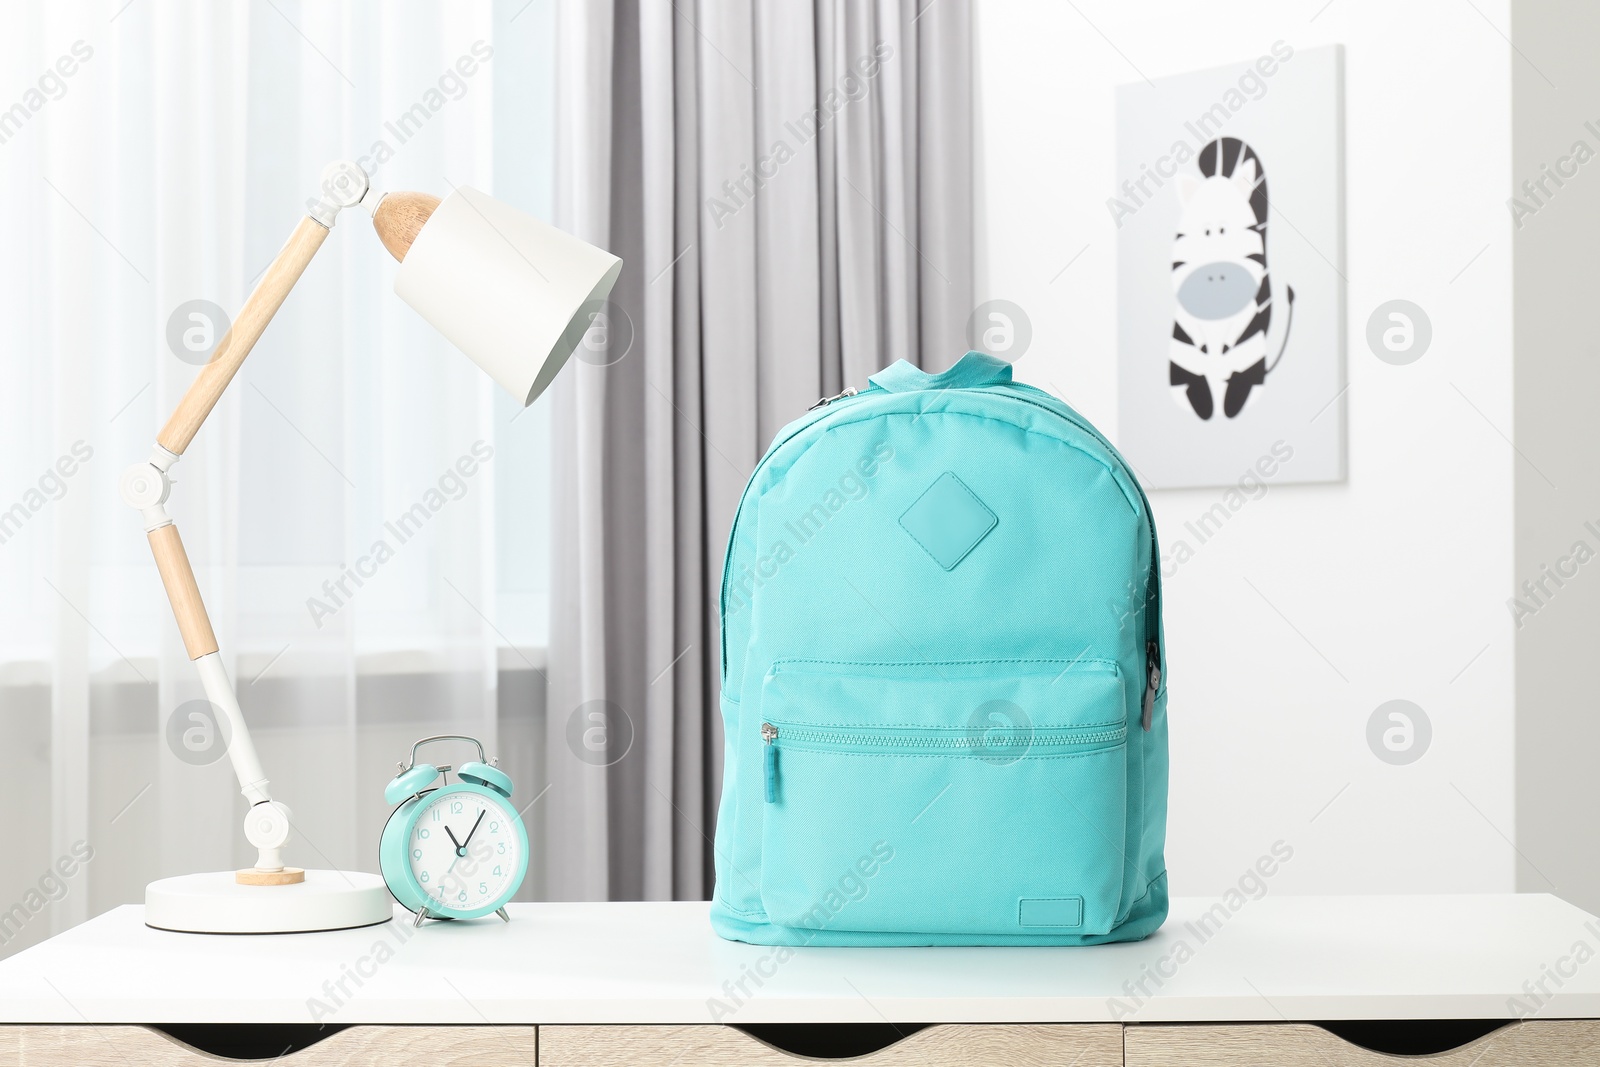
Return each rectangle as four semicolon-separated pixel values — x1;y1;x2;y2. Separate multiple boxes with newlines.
124;208;342;818
157;217;330;456
136;178;439;661
146;524;219;660
153;188;436;458
120;162;441;877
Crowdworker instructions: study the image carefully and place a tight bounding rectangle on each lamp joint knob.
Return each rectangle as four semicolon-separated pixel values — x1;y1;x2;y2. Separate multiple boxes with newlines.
307;160;371;227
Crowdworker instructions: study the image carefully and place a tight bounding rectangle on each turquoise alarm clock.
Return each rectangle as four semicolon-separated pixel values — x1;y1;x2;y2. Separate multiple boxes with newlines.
379;735;528;925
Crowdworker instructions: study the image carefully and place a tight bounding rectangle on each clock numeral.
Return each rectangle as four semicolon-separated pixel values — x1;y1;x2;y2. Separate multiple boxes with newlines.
413;848;422;860
450;800;464;814
493;866;502;876
420;871;430;883
419;828;430;839
458;891;467;902
489;821;499;833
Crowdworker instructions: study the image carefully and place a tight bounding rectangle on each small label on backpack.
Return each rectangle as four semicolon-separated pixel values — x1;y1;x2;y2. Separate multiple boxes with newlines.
1018;897;1085;928
899;471;997;570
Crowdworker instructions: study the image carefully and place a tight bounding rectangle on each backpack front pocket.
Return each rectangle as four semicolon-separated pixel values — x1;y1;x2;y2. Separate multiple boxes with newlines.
756;660;1130;938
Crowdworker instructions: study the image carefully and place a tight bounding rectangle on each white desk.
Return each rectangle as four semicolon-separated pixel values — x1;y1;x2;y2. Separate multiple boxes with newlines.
1;894;1597;1065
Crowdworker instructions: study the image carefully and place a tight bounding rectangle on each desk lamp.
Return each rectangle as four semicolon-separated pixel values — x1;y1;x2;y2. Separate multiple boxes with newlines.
122;161;621;933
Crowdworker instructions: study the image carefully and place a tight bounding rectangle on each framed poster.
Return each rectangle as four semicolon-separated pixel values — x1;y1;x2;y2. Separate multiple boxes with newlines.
1115;44;1345;489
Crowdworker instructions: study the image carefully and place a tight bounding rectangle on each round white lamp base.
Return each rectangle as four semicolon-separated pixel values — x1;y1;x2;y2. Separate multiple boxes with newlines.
145;870;393;934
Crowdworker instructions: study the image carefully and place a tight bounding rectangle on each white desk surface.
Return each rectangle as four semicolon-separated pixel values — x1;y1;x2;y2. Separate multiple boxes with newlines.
0;894;1596;1025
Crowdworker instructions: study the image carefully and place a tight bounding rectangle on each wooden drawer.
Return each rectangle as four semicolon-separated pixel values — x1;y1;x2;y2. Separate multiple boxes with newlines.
539;1023;1121;1065
0;1025;539;1066
1125;1021;1600;1066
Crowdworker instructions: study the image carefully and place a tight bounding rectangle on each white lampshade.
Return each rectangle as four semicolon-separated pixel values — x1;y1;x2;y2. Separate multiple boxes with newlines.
393;186;623;405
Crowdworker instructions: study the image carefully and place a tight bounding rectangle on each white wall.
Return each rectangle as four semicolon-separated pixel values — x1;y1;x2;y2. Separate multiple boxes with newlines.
1511;3;1600;915
975;2;1516;897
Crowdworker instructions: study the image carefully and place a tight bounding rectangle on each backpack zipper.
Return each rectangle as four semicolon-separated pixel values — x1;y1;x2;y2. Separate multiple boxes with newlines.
761;721;779;802
1143;640;1162;730
807;387;858;410
764;723;1126;749
760;719;1127;803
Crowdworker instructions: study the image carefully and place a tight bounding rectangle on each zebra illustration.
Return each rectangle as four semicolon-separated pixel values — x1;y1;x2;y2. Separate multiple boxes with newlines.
1169;137;1294;420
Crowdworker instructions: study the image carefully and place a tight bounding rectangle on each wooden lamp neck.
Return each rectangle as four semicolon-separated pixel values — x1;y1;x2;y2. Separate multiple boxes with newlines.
372;192;442;263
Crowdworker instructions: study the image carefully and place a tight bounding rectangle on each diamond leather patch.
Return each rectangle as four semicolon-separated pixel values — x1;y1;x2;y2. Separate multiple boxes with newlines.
899;472;997;570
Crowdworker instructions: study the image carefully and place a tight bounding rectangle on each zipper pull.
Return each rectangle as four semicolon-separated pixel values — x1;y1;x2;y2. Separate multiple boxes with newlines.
1142;640;1161;731
807;387;857;411
761;723;778;802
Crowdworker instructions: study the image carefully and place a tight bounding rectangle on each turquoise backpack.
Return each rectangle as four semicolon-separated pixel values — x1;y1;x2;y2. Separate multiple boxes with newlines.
711;352;1169;946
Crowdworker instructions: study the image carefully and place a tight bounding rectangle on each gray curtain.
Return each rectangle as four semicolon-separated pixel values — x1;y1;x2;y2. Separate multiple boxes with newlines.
542;0;973;901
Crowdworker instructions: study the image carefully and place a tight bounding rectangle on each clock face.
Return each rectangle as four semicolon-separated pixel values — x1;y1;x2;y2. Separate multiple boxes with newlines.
406;787;523;915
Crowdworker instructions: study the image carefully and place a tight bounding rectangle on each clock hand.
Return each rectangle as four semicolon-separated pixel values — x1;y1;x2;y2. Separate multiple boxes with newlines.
445;825;465;857
460;810;487;850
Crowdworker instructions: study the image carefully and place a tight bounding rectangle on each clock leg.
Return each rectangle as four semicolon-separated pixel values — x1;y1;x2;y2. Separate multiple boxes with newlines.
413;906;429;928
496;907;510;923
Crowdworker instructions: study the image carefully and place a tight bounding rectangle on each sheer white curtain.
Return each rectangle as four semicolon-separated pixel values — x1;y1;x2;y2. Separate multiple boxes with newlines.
0;0;555;957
